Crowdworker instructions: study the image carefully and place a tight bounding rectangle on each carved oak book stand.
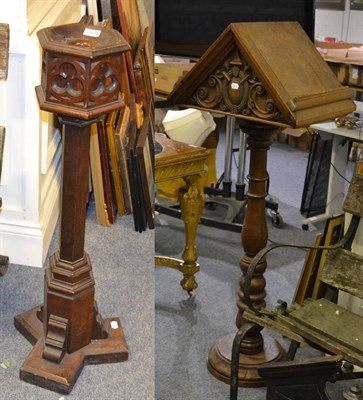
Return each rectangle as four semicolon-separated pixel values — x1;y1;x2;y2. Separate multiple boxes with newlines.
14;23;130;394
168;21;356;387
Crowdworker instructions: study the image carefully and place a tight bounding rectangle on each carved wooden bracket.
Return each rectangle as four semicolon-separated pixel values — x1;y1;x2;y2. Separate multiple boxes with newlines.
43;314;69;363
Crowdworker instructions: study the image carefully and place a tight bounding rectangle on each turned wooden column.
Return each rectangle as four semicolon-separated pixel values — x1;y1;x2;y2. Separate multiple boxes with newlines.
237;122;274;331
207;122;286;386
14;23;130;394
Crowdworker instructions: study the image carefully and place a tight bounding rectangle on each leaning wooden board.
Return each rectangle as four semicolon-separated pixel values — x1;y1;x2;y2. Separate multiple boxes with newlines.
0;23;9;80
0;126;5;180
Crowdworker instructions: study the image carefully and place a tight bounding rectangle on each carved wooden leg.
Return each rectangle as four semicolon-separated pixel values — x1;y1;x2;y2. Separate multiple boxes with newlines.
178;174;205;296
258;355;342;400
207;122;285;386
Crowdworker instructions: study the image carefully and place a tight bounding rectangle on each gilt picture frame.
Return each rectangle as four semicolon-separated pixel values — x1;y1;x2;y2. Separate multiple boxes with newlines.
135;102;154;230
293;213;344;304
311;213;344;299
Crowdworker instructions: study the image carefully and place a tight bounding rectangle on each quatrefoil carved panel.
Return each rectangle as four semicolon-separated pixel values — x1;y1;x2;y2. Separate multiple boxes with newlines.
49;58;87;105
190;49;282;122
47;56;120;108
89;59;119;105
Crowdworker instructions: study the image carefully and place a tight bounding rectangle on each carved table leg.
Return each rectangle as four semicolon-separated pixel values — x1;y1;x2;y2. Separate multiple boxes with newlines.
178;174;205;295
155;173;204;296
207;122;285;386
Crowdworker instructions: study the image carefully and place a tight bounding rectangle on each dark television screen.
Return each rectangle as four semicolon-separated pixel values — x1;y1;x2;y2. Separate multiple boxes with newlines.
155;0;315;58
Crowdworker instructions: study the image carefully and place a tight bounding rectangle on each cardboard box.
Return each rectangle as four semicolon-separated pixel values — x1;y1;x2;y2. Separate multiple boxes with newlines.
283;127;313;151
154;62;195;96
316;40;363;87
326;61;349;85
347;64;363;87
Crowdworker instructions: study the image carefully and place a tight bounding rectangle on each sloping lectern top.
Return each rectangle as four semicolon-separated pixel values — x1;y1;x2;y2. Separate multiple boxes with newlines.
168;22;356;128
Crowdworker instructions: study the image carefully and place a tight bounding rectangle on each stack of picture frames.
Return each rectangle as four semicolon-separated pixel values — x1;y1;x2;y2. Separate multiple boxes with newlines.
293;213;345;304
87;0;155;232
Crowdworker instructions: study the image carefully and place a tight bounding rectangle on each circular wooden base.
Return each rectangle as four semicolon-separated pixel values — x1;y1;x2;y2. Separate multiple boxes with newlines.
207;332;286;387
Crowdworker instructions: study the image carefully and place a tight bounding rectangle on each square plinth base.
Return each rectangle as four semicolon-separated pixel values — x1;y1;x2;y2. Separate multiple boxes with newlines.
14;306;128;394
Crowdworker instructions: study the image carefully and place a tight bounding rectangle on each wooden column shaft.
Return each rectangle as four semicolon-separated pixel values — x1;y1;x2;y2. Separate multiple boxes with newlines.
59;117;96;262
237;123;275;327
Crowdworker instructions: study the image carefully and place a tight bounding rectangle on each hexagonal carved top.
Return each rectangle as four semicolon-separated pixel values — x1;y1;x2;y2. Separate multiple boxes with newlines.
36;23;131;120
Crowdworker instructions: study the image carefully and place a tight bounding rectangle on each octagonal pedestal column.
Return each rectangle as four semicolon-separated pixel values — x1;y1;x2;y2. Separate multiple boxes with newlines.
14;23;130;394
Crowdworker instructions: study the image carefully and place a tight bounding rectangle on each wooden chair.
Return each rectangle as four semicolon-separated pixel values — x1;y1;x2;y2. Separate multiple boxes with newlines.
230;172;363;400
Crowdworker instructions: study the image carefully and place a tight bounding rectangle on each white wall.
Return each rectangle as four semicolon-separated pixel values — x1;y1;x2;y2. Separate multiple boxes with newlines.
315;0;363;43
316;2;363;331
0;0;83;267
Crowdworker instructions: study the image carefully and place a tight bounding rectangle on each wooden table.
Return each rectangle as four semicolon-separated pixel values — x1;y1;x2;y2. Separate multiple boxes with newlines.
303;100;363;229
155;133;208;296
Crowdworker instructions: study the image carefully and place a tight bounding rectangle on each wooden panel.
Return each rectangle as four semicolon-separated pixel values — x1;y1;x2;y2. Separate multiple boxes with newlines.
0;23;9;80
121;0;142;58
288;298;363;367
28;0;83;37
0;126;5;181
231;23;342;105
27;0;58;35
322;248;363;299
105;112;126;216
87;0;99;23
90;123;109;226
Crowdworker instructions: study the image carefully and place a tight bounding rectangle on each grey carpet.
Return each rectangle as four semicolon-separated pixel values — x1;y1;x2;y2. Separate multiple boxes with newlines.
0;203;154;400
1;132;360;400
155;135;361;400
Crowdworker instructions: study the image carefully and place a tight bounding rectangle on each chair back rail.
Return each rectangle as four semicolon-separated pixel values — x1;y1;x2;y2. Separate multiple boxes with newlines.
321;248;363;300
243;214;361;316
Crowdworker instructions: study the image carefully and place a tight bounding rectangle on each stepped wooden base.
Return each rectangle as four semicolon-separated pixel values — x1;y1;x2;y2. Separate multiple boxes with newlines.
14;306;128;394
207;332;286;387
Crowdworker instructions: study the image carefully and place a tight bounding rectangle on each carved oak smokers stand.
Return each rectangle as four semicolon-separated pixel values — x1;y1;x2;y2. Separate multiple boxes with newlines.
168;22;356;387
14;23;130;394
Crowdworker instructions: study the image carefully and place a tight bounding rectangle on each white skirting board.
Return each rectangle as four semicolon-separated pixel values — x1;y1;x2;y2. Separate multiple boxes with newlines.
0;167;61;268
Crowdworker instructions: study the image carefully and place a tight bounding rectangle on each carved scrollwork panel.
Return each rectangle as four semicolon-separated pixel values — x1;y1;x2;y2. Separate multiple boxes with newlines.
190;49;283;123
247;79;280;120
